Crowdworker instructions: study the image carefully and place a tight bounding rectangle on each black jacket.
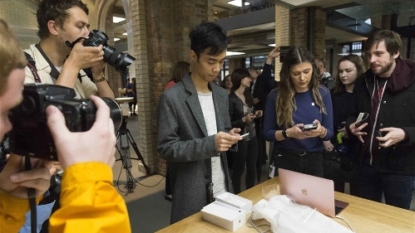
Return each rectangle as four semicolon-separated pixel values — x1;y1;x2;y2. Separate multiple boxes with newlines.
347;58;415;175
229;92;256;134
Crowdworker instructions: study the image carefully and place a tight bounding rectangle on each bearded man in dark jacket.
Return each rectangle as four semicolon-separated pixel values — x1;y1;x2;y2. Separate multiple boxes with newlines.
346;29;415;209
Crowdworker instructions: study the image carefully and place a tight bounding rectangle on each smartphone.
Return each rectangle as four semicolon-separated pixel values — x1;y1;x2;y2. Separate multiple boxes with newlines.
355;112;369;127
303;123;317;131
241;133;250;139
377;130;386;137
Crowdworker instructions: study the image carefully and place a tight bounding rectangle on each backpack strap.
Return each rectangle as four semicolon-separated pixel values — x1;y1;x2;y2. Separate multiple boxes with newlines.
24;52;42;83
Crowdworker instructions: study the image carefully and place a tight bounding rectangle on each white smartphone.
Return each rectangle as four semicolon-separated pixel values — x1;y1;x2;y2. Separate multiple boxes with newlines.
241;133;250;139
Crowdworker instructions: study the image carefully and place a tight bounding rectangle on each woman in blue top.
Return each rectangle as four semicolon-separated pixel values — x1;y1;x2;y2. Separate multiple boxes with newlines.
263;47;333;177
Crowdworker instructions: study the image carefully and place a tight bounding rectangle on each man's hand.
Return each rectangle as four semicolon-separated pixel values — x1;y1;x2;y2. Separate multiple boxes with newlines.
46;95;116;169
350;122;368;143
215;129;242;152
0;154;54;198
66;39;105;71
377;127;406;148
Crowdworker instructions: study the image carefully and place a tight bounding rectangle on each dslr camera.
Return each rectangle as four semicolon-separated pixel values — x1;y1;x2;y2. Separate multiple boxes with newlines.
83;29;136;72
8;84;122;161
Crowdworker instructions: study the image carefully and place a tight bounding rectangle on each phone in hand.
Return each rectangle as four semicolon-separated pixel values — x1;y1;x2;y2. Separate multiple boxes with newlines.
303;123;317;131
355;112;369;127
241;133;250;139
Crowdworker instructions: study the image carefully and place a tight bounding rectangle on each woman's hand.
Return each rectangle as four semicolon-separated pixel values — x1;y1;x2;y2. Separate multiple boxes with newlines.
255;110;263;118
243;113;256;123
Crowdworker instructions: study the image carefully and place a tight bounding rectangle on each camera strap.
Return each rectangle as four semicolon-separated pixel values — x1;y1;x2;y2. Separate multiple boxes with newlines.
34;44;84;83
24;52;42;83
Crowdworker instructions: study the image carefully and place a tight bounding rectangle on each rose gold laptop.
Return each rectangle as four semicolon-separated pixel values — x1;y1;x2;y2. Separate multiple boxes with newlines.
278;168;348;217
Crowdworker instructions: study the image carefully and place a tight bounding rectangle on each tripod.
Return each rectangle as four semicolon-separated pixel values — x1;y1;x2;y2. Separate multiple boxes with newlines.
116;116;151;193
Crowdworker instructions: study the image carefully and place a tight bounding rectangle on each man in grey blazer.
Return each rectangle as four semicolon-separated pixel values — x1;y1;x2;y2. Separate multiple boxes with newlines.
157;22;242;224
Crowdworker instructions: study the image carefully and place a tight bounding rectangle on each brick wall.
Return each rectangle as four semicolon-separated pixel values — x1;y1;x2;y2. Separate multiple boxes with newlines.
274;5;290;81
140;0;213;175
290;8;308;48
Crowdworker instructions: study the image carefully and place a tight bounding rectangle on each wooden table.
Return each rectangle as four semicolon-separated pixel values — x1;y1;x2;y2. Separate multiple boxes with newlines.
156;177;415;233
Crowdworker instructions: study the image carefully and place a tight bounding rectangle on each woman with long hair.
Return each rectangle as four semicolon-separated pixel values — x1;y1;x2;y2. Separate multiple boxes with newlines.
221;74;232;94
164;61;190;91
323;54;365;193
229;68;262;193
263;47;334;177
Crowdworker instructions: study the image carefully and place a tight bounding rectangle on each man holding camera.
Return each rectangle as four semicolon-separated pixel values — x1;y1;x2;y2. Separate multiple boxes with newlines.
0;19;130;233
24;0;114;99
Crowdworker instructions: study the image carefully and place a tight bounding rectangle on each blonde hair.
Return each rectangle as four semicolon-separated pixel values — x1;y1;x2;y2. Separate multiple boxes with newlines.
0;19;26;95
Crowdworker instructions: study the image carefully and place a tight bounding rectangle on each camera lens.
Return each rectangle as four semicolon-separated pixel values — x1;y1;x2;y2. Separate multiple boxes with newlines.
102;44;135;72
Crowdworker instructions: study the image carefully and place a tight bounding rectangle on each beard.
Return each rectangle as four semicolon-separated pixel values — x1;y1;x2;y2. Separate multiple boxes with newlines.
371;57;394;76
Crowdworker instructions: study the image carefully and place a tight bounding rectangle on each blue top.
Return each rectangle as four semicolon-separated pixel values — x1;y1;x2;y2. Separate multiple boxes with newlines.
263;86;334;152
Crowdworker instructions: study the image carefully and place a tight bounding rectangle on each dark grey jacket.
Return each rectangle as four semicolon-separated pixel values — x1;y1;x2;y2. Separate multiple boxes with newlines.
157;74;233;223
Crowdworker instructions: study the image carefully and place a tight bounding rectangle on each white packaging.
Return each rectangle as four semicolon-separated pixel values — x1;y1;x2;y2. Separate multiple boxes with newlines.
202;201;246;232
215;192;253;214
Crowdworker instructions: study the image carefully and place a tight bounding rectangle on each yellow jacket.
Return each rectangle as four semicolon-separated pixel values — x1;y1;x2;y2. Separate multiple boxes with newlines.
0;162;131;233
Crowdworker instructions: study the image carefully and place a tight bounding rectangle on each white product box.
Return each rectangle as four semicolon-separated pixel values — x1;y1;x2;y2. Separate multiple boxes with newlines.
215;192;253;214
202;201;246;232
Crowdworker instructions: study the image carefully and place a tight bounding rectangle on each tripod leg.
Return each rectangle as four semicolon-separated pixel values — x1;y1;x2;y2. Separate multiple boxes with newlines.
118;133;135;192
125;130;151;175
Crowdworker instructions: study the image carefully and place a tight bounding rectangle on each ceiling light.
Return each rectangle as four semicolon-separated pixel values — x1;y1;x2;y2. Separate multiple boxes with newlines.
114;38;120;42
228;0;250;7
337;52;361;56
122;32;127;36
268;43;276;47
113;16;125;23
227;51;245;56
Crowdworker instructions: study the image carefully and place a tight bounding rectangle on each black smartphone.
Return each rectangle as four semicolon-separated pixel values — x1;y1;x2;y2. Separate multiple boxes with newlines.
303;123;317;131
355;112;369;127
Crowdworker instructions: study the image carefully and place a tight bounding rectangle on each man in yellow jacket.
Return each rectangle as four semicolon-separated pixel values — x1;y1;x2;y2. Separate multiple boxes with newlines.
0;19;131;233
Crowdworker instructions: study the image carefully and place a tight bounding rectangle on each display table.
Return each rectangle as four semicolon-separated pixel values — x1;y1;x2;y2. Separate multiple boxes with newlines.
156;177;415;233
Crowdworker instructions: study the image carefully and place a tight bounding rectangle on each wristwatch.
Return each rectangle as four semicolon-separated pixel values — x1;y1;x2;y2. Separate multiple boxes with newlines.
94;74;106;83
282;130;289;139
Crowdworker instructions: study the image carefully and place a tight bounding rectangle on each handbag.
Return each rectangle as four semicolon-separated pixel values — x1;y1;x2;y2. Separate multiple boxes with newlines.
323;133;356;182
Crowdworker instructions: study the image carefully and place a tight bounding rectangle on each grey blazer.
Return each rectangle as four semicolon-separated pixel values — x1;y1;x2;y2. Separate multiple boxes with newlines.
157;74;233;223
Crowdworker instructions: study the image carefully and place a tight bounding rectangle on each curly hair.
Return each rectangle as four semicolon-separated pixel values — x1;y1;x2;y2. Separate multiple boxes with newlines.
37;0;89;39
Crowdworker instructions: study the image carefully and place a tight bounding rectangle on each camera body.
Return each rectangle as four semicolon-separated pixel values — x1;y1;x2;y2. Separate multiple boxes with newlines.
83;29;136;72
9;84;121;160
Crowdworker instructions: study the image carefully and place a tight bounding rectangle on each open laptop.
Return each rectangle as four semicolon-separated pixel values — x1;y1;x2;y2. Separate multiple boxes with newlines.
278;168;348;217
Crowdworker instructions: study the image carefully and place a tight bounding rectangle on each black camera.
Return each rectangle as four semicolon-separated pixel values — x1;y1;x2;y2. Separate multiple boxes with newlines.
83;29;136;72
8;84;122;161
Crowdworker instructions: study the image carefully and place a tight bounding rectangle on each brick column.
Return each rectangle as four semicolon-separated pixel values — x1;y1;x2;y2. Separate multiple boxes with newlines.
137;0;213;175
290;7;326;61
130;0;155;172
274;5;290;81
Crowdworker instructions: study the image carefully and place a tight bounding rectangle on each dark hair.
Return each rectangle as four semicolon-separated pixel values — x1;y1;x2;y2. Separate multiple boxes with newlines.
333;54;366;94
189;22;228;59
37;0;89;39
170;61;190;83
365;29;402;56
221;74;231;89
231;68;253;106
277;47;326;128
